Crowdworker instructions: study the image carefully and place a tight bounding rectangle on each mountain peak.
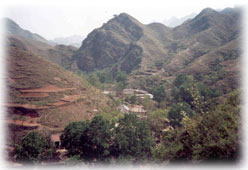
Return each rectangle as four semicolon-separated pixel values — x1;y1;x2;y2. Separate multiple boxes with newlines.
119;12;131;17
5;17;52;45
111;12;143;27
199;8;218;16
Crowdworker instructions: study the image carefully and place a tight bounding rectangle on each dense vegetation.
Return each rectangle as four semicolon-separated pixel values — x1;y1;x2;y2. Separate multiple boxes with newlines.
61;114;154;163
15;132;55;163
14;72;240;165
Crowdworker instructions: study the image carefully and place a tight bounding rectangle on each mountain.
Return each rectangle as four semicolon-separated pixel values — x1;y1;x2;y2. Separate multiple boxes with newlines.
6;36;110;145
51;35;85;48
72;7;241;93
5;18;52;45
72;13;145;73
5;19;111;145
163;13;197;27
5;18;78;70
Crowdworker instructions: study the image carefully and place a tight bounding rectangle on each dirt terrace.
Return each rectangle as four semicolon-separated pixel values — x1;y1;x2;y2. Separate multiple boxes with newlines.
20;85;76;93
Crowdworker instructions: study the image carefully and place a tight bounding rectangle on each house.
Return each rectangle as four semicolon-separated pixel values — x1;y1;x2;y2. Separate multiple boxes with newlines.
118;104;146;114
50;133;62;148
103;90;115;95
118;104;129;113
129;105;146;113
123;88;153;99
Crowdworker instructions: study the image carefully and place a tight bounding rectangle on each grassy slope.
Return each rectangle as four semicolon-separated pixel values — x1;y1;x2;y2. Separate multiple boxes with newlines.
127;8;241;91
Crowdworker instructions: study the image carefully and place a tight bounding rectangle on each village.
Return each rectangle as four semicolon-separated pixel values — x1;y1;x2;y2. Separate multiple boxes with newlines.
48;89;154;153
103;88;153;116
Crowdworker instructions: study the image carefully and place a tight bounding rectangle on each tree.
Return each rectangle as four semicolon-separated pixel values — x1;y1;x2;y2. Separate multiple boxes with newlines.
115;71;127;83
147;109;169;142
168;102;194;127
116;81;127;95
173;74;193;87
97;71;107;83
152;90;240;163
112;114;155;161
141;95;154;111
61;121;89;156
61;116;113;162
87;74;101;88
152;85;166;104
80;116;113;162
190;91;240;161
16;131;52;163
130;95;137;104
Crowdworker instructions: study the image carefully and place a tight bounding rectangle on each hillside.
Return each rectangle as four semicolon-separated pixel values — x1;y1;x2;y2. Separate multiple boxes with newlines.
5;18;78;70
71;7;241;93
5;18;52;45
6;36;110;145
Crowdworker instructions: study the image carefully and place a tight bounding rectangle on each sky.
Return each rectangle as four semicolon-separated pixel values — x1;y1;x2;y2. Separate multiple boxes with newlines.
0;0;245;40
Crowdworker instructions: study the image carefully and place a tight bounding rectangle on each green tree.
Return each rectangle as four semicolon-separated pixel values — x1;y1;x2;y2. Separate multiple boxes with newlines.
168;102;194;127
80;116;113;162
97;71;107;83
61;121;89;156
87;74;101;88
190;91;240;161
116;81;127;95
152;90;240;162
130;94;137;104
16;131;52;163
141;95;154;111
112;114;155;161
115;71;127;83
152;85;166;104
147;109;169;142
61;116;113;162
173;74;193;87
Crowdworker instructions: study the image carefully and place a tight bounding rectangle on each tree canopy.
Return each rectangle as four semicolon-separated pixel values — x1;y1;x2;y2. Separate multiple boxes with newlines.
16;131;53;163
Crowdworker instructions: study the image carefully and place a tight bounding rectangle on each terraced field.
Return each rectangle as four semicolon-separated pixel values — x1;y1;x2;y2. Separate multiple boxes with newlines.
6;37;111;145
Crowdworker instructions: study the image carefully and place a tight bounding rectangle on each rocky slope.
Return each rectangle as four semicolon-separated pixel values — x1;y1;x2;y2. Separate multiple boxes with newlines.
72;13;144;72
72;7;241;91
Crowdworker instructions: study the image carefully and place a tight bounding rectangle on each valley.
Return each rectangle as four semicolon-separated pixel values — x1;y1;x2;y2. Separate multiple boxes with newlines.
4;6;241;166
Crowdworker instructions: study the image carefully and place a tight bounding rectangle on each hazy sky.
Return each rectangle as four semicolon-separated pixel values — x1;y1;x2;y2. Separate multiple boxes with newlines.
0;0;244;40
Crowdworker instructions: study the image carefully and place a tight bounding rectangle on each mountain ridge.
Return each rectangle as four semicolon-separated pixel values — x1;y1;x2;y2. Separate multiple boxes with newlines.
73;7;240;73
5;18;79;70
70;7;241;94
